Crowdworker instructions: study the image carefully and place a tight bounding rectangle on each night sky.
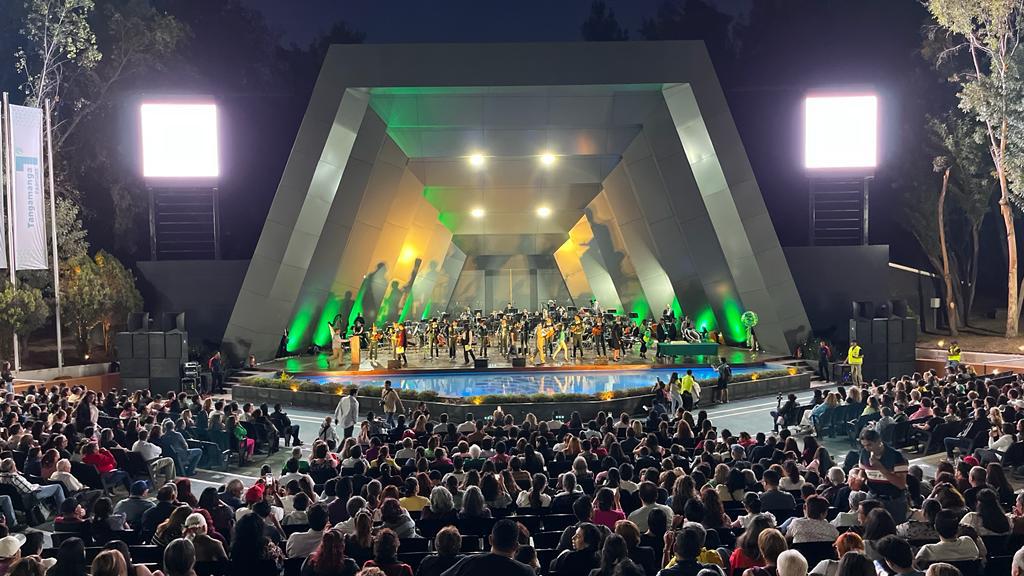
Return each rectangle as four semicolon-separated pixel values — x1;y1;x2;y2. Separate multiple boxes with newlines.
241;0;751;46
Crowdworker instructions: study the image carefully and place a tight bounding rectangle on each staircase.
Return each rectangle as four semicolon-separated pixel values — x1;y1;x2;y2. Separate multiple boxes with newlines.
225;367;277;389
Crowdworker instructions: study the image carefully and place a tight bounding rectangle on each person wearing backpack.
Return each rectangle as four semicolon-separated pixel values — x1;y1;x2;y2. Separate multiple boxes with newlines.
714;357;732;405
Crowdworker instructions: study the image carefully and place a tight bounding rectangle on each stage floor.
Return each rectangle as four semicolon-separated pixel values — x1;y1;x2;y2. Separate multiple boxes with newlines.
262;345;778;376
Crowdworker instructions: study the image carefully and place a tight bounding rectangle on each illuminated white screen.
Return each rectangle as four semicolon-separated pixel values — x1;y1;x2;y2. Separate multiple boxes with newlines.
140;102;219;179
804;95;877;170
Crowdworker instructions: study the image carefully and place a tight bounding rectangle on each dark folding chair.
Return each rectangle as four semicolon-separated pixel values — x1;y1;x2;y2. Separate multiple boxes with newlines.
792;541;837;567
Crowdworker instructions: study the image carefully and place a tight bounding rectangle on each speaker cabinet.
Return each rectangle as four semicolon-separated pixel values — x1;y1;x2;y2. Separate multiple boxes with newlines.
889;299;910;318
148;333;166;358
886;318;903;343
165;332;187;361
887;342;915;363
149;358;180;379
852;301;874;320
474;358;489;369
114;333;132;359
132;333;149;358
849;319;872;342
121;377;149;392
511;357;526;368
871;319;888;344
887;361;916;379
149;378;180;396
903;318;918;344
127;312;150;332
119;359;149;378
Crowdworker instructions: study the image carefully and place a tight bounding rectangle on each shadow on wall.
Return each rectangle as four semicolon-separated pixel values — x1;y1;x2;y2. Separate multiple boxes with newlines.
585;209;644;313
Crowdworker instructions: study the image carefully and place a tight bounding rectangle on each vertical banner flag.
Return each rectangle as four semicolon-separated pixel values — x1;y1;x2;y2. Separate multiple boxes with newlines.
9;105;46;270
0;106;8;270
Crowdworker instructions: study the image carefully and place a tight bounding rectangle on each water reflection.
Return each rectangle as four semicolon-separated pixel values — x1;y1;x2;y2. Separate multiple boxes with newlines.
295;366;774;398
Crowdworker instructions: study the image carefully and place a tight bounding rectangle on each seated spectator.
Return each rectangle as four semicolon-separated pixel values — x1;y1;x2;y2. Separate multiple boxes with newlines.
730;515;774;576
153;505;192;547
416;526;464;576
863;508;898;561
898;498;941;540
114;481;155;528
459;486;491;519
47;459;82;494
0;458;64;511
398;478;429;512
287;503;329;558
659;524;726;576
301;529;358;576
379;498;418;539
832;552;875;576
551;522;602;575
959;488;1011;535
516;473;552;509
141;483;179;535
810;533;864;576
593;487;626;531
777;550;808;576
915;509;981;563
162;538;197;576
421;486;458;522
436;518;533;576
759;470;796;512
741;529;787;576
90;497;128;532
362;528;413;576
784;496;839;543
80;442;131;490
184;512;227;562
131;429;176;482
628;482;674;532
874;535;919;576
283;492;310;526
832;491;867;528
591;533;629;576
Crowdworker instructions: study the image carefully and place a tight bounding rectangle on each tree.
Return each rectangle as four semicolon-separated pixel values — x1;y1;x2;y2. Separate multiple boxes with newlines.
927;0;1024;336
94;250;141;351
639;0;735;74
60;254;106;353
15;0;101;108
0;282;50;360
581;1;629;41
934;155;959;335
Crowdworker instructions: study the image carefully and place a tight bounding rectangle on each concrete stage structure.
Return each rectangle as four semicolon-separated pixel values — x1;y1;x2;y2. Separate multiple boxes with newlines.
222;41;811;363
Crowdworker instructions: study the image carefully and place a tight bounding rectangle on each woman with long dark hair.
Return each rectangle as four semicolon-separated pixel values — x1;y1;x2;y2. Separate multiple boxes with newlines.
301;530;358;576
516;473;551;509
230;513;284;575
45;538;87;576
730;514;773;576
590;533;628;576
363;528;413;576
961;488;1011;535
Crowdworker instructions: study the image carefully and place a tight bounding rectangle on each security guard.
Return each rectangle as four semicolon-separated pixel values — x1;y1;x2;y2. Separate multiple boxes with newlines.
947;340;961;369
847;339;864;386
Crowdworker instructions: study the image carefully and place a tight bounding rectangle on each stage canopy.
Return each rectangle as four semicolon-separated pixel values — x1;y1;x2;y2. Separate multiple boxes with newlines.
223;41;810;358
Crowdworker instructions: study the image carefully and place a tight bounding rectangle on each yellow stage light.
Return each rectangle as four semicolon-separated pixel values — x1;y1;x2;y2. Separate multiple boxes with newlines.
468;153;485;167
471;207;485;218
540;152;556;166
536;206;552;218
400;246;416;263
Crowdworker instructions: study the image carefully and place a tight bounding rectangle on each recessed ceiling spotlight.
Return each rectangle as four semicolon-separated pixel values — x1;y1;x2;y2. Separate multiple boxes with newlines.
470;207;485;218
540;152;556;166
468;153;486;167
536;206;552;218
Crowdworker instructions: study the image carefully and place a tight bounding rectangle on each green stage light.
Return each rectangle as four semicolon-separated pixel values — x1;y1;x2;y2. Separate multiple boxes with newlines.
631;298;650;327
287;300;316;352
312;293;342;347
695;305;718;333
722;297;747;343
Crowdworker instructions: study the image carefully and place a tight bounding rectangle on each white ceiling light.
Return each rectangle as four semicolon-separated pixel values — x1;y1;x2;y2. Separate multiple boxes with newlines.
470;207;485;218
468;153;486;167
536;206;552;218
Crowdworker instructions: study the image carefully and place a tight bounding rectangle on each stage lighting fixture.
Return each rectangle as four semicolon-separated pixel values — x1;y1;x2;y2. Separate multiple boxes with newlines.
468;153;486;167
536;206;552;218
539;152;556;166
470;207;485;218
804;94;877;170
140;101;219;179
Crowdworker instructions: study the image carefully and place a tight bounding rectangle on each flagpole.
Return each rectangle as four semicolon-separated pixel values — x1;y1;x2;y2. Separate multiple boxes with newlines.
1;93;18;372
44;100;62;370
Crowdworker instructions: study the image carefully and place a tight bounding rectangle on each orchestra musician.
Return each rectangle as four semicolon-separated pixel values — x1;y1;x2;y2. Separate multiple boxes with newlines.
476;318;489;358
394;322;408;367
570;315;585;360
447;319;458;361
427;319;440;359
610;317;624;362
461;325;476;365
593;317;606;358
368;324;381;361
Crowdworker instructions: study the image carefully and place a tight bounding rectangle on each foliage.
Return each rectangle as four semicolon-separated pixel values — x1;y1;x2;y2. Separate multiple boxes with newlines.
581;1;629;41
926;0;1024;336
94;250;141;350
241;369;793;405
0;280;50;359
54;195;88;261
60;251;140;353
15;0;101;107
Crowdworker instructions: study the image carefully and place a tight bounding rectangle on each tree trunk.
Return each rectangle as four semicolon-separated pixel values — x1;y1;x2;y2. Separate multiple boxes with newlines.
965;224;980;327
939;168;960;336
996;119;1019;337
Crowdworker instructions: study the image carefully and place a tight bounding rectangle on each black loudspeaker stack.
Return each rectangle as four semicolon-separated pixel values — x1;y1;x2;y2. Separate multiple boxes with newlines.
848;299;916;381
114;326;188;395
474;358;489;369
511;357;527;368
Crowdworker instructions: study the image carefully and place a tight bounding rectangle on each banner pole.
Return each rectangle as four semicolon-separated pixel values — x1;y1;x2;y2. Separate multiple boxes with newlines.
44;100;62;370
1;93;18;372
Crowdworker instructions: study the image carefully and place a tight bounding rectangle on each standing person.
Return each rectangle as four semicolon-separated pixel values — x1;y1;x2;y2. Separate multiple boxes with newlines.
535;321;549;365
846;340;864;386
593;318;606;358
395;323;408;367
462;326;476;365
947;341;961;370
610;319;623;362
714;357;732;405
329;321;345;368
1;362;12;394
859;428;910;524
448;320;458;361
381;381;403;428
335;387;359;439
668;373;683;415
428;319;441;359
679;370;697;412
571;316;585;361
368;324;381;363
208;352;224;394
554;323;570;363
818;341;832;383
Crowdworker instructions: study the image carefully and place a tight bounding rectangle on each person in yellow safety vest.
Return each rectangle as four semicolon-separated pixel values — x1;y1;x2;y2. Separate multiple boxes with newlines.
847;339;864;386
679;369;697;411
947;340;961;369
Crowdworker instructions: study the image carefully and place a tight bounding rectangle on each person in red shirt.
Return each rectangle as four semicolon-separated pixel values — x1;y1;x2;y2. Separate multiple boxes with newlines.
81;442;131;491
